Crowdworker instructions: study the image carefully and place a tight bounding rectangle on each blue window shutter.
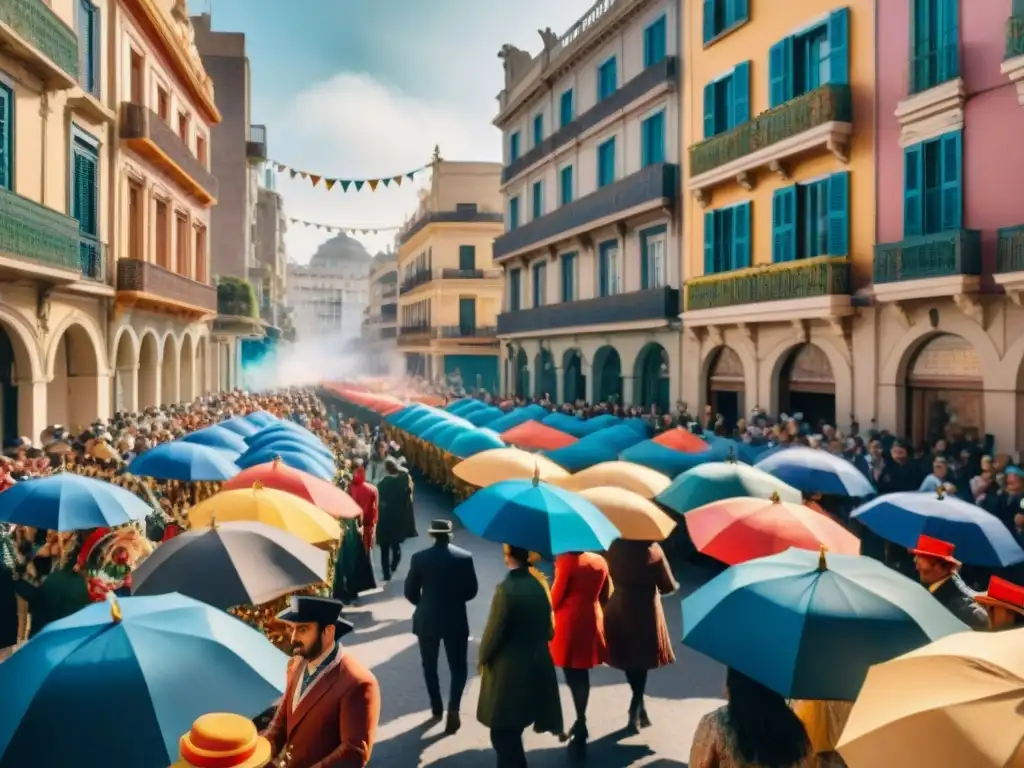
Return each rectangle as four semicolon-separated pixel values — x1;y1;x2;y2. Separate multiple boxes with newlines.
509;132;519;162
640;233;650;289
560;165;573;204
599;243;609;296
827;171;850;255
704;212;716;274
703;82;715;138
939;0;960;81
533;114;543;147
768;38;794;107
940;131;962;230
772;187;797;262
560;89;573;127
732;202;751;269
0;84;10;190
731;61;750;127
728;0;748;25
644;16;666;67
827;8;850;85
903;143;924;236
508;197;519;229
703;0;715;43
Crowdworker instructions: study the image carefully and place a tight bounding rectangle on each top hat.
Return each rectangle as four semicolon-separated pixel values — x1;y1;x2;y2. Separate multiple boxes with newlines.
909;534;960;566
975;576;1024;616
172;712;271;768
428;519;453;536
276;595;354;637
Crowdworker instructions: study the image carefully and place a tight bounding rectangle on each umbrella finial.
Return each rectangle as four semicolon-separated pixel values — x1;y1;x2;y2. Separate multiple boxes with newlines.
936;486;945;500
252;480;264;492
210;514;217;529
818;544;828;571
272;456;282;468
769;490;781;504
106;591;122;623
532;462;540;487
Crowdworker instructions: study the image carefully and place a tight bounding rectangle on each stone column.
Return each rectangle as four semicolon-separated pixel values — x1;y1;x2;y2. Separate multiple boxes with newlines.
622;375;635;406
16;378;47;446
583;363;594;403
555;366;564;404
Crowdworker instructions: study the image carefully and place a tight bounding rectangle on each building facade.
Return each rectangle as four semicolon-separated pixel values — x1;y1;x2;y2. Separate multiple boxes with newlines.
254;183;288;326
493;0;681;410
396;161;504;393
285;233;372;341
679;0;874;431
360;253;399;374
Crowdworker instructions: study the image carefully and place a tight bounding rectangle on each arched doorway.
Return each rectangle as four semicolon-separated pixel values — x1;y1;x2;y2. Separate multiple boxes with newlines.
634;343;670;413
47;323;101;431
706;347;744;429
779;344;835;428
139;332;159;409
514;347;529;398
112;330;137;413
161;335;178;406
0;322;35;443
180;333;195;402
563;349;585;404
906;334;983;447
534;349;556;400
196;336;208;395
593;345;622;405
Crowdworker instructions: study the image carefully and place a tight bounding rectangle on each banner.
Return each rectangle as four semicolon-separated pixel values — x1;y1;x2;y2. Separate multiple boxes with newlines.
287;216;402;237
269;147;440;193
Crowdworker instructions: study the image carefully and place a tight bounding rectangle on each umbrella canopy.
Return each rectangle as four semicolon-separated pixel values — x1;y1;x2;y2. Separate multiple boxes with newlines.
652;428;710;453
577;486;676;541
620;440;728;477
501;420;578;452
0;593;287;768
685;494;861;565
545;424;647;472
466;406;504;426
657;460;803;516
420;418;472;446
189;485;341;546
454;477;620;555
485;404;549;434
403;410;450;437
245;426;326;452
448;428;505;459
756;446;875;498
243;436;333;462
682;548;968;701
128;442;240;482
553;461;671;498
216;417;261;437
453;447;569;487
837;627;1024;768
0;473;152;531
385;404;426;427
131;521;328;608
542;412;615;439
237;449;335;481
243;410;278;427
181;425;249;453
432;423;473;453
446;398;486;415
222;459;361;519
245;420;321;446
851;489;1024;568
623;417;652;436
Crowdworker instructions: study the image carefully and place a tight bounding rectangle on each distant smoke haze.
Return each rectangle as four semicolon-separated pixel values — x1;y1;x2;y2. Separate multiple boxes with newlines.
239;335;402;391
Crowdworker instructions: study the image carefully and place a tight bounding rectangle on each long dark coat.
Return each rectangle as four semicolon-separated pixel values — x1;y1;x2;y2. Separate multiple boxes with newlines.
603;539;677;670
376;471;417;546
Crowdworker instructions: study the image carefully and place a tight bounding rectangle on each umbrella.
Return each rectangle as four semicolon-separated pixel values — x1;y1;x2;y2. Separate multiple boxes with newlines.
682;548;968;701
448;428;505;459
501;420;578;451
222;459;361;519
0;593;287;768
542;412;615;439
545;424;646;472
216;417;261;437
851;489;1024;568
756;447;875;498
552;461;670;498
131;521;328;608
0;473;152;531
453;475;620;555
652;428;710;453
485;404;549;434
657;460;803;516
241;436;333;461
189;485;341;546
453;447;569;487
243;410;278;427
577;486;676;541
385;404;426;427
620;440;730;477
431;423;473;453
245;421;322;447
837;627;1024;768
128;442;240;482
420;418;471;446
685;493;861;565
237;449;335;482
446;398;486;415
466;406;504;426
403;411;450;437
181;425;248;453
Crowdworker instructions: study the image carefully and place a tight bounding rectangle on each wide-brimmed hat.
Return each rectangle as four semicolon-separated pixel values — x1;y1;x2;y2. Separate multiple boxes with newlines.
427;519;453;535
172;712;271;768
909;534;960;566
276;595;354;638
975;575;1024;616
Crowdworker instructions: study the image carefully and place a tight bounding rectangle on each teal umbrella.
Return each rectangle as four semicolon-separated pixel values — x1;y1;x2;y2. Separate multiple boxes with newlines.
657;460;803;515
448;428;504;459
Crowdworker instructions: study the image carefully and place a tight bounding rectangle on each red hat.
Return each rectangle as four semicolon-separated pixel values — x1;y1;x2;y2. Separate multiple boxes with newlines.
909;534;960;565
975;576;1024;616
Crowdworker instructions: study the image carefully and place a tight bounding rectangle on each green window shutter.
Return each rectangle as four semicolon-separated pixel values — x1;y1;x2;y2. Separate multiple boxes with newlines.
0;85;10;190
732;202;751;269
560;89;574;127
560;165;573;204
772;186;797;262
938;0;960;82
903;143;924;236
458;298;476;331
703;82;715;138
704;211;716;274
827;8;849;85
939;131;962;230
827;171;850;255
703;0;715;43
458;245;476;271
768;38;794;107
640;233;650;289
728;0;748;26
731;61;750;126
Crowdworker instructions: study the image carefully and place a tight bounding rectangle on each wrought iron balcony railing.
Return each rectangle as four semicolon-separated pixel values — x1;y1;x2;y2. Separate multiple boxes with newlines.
686;257;849;312
873;230;981;284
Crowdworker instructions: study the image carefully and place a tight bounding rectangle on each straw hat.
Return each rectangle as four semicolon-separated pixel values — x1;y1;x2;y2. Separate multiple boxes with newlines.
172;713;271;768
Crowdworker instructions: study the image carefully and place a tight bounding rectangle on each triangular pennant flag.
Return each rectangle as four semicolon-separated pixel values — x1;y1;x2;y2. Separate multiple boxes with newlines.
406;171;416;180
368;179;379;191
372;229;378;235
298;171;308;180
325;179;337;191
289;169;298;179
360;229;368;235
392;176;403;187
340;180;351;192
310;175;321;187
354;180;364;191
276;163;286;172
382;178;391;187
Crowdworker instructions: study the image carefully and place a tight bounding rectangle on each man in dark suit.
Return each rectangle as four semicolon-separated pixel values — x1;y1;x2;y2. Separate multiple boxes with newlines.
911;534;988;629
404;519;478;734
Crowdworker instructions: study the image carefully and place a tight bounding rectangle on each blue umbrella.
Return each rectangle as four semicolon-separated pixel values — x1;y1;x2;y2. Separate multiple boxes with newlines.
447;399;486;416
851;491;1024;568
682;548;968;701
624;417;652;436
448;428;504;459
243;411;278;428
241;437;333;462
620;440;730;478
385;404;425;427
420;416;472;444
404;410;452;437
0;474;152;531
238;449;334;481
542;412;595;439
245;421;320;446
656;460;803;515
422;421;470;452
545;424;646;472
486;404;548;434
756;447;875;498
216;417;261;437
245;430;326;455
0;593;287;768
129;442;240;482
705;436;767;465
454;477;620;555
467;406;504;426
182;425;249;453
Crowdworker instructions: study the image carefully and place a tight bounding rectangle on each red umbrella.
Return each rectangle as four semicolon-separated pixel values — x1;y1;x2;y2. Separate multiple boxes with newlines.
685;492;860;565
501;420;578;451
652;428;709;453
222;459;361;519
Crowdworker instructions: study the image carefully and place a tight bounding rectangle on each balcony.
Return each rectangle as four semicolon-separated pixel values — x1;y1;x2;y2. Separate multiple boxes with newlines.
872;230;981;310
502;57;678;184
397;325;432;346
398;209;504;246
994;224;1024;301
400;269;433;293
688;84;852;206
116;259;218;317
1002;15;1024;104
0;186;83;281
247;124;267;162
494;163;678;260
400;267;503;293
0;0;79;89
497;287;679;336
684;257;852;327
436;325;499;343
120;102;219;205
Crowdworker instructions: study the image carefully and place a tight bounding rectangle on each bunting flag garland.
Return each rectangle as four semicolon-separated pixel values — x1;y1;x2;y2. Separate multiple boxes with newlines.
270;154;435;193
287;216;403;237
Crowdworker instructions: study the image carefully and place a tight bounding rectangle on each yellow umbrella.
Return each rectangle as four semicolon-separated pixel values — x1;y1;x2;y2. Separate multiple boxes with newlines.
552;461;671;498
577;486;677;541
188;484;341;547
837;627;1024;768
452;447;569;488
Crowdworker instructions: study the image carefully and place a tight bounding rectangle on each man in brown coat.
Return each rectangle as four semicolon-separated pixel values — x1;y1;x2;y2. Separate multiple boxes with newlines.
263;596;381;767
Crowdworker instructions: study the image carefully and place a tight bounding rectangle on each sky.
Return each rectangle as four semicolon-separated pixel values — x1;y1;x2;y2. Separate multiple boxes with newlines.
187;0;595;262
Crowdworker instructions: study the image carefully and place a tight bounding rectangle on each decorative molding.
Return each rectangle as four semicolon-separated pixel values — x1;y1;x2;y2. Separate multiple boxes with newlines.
693;189;709;208
953;293;984;327
889;302;910;328
826;316;853;362
791;319;807;344
1000;54;1024;106
737;322;754;343
768;160;789;180
706;325;723;348
736;171;753;190
895;77;966;148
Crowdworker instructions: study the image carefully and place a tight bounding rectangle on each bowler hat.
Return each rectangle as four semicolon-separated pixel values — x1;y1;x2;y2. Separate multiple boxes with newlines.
909;534;960;566
172;712;271;768
427;519;453;535
276;595;354;637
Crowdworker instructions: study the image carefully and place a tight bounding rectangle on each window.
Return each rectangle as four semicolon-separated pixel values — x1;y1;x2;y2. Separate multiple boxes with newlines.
157;87;169;121
597;57;617;101
155;199;170;268
196;134;207;166
904;131;961;237
195;225;208;283
597;138;616;188
178;112;190;143
598;240;620;296
509;131;520;163
175;213;189;276
533;113;543;147
772;172;849;262
458;244;476;271
561;252;578;302
641;226;667;289
911;0;959;94
128;181;143;260
455;202;478;213
769;9;848;107
509;268;522;310
77;0;100;96
0;83;11;190
703;0;749;44
644;14;667;67
458;297;476;333
129;49;144;104
641;111;665;167
532;180;543;219
560;89;574;128
532;262;547;307
508;196;520;229
703;202;751;274
71;129;99;277
560;165;574;205
703;61;749;138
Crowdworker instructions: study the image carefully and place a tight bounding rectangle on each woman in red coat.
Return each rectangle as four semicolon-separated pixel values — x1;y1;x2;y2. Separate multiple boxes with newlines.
549;551;611;759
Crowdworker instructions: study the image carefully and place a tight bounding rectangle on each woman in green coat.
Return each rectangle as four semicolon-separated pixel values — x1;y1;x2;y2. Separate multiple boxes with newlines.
477;545;563;765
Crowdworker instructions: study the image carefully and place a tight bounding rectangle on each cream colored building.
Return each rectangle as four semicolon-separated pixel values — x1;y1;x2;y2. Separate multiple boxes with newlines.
286;233;372;341
360;252;398;374
493;0;680;408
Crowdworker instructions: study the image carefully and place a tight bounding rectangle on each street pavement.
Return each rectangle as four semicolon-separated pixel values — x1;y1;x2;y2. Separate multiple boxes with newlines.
341;479;725;766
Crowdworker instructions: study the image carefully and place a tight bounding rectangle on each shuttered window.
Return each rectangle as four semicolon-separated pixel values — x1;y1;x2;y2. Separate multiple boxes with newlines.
904;131;961;236
73;131;100;278
704;202;751;274
772;172;850;262
77;0;101;96
0;84;11;190
768;8;849;107
911;0;959;94
702;0;749;45
703;61;749;138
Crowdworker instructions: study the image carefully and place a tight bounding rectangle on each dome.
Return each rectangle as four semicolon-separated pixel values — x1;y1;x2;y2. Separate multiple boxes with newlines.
309;231;372;268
